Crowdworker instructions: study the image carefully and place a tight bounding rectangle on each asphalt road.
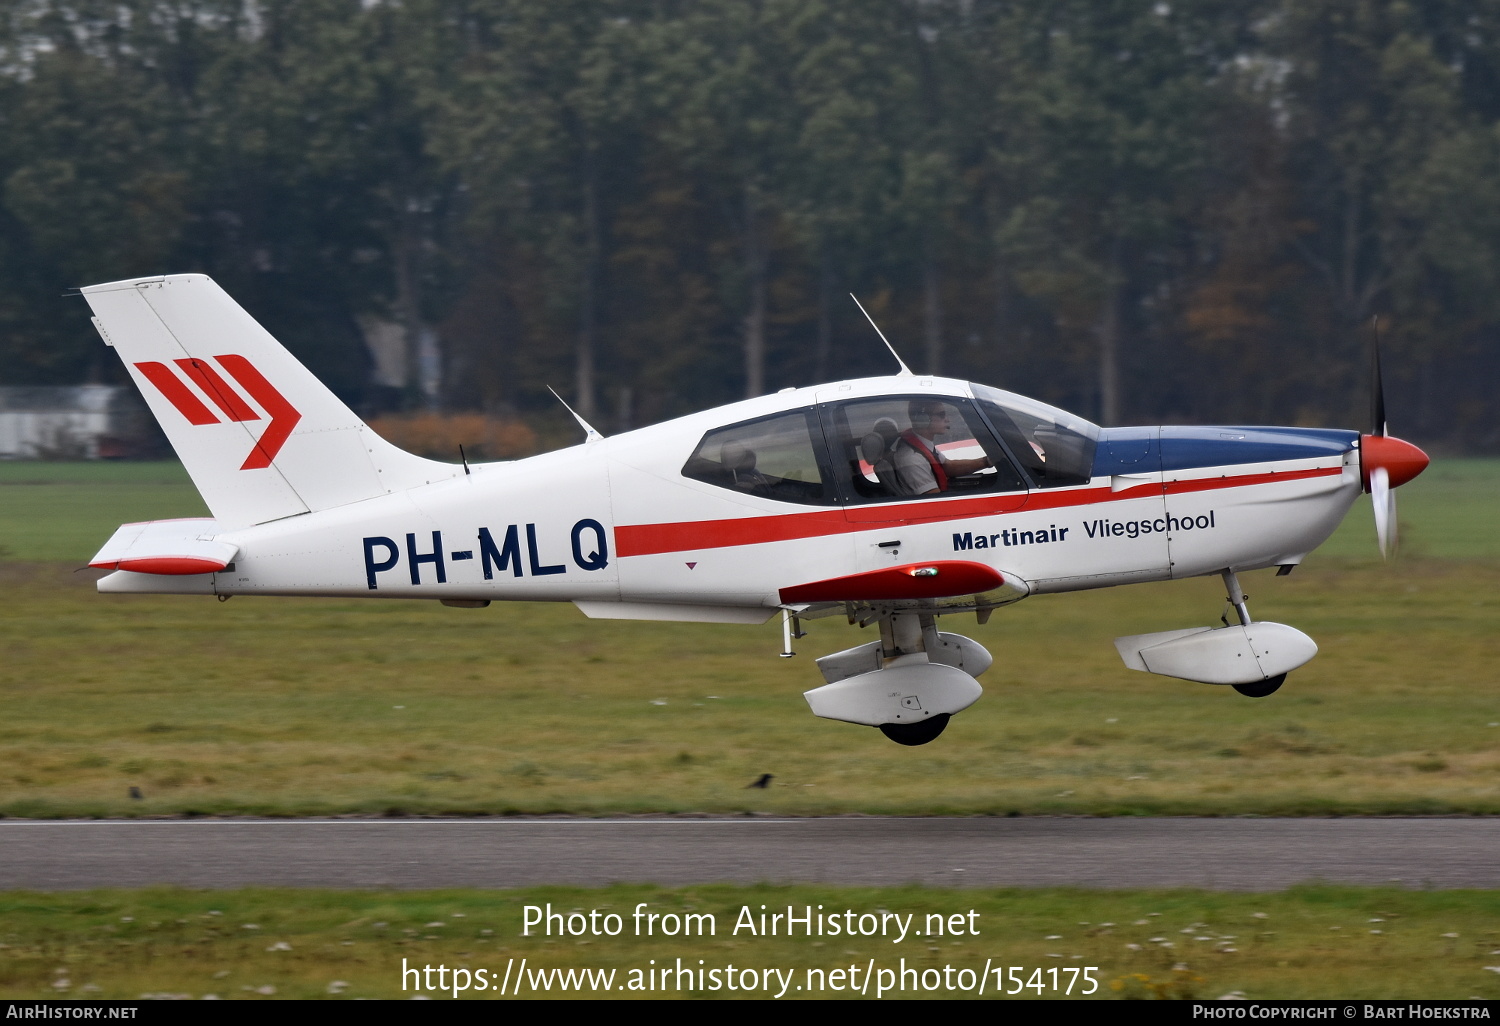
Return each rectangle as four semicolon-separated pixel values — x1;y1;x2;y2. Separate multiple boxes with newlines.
1;817;1496;891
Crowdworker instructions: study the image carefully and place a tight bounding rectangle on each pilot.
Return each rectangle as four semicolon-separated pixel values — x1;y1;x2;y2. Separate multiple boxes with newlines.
892;400;991;495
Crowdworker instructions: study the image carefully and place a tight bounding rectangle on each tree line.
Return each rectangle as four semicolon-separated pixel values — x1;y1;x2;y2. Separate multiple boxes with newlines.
3;0;1498;449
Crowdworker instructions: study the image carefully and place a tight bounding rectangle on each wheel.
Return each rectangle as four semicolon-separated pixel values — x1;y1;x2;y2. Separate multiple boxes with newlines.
1232;673;1286;698
879;713;951;746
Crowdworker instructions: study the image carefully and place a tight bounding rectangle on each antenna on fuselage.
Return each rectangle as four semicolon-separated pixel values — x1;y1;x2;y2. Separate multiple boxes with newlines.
548;386;604;443
1369;315;1387;437
850;293;914;377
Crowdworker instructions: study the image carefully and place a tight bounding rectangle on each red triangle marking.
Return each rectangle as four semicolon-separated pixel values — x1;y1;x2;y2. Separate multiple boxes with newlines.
685;562;697;569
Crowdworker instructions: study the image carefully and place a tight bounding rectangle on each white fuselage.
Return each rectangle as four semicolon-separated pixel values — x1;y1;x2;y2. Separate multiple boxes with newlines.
103;377;1363;615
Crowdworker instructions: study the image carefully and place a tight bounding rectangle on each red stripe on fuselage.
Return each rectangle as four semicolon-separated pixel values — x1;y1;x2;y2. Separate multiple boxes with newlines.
618;509;848;555
613;465;1343;557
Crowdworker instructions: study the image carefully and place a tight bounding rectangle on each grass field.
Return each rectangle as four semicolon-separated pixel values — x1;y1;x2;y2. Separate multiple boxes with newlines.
0;461;203;564
1313;457;1500;559
0;459;1496;818
1;884;1498;1000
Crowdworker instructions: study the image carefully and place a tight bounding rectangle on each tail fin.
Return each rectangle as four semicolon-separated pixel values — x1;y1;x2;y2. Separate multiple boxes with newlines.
82;274;456;528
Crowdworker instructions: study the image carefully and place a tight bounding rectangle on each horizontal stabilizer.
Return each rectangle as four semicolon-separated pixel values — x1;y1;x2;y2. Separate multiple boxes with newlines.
97;570;215;594
90;519;236;575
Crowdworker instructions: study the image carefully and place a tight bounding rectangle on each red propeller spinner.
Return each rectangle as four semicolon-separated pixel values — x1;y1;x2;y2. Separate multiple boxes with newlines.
1358;433;1428;492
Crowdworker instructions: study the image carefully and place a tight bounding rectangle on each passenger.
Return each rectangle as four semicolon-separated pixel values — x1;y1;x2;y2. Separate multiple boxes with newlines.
892;401;992;495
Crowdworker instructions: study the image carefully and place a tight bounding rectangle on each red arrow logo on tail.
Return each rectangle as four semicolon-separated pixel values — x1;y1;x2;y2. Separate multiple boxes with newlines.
174;358;261;423
212;355;301;469
133;362;219;426
133;355;301;470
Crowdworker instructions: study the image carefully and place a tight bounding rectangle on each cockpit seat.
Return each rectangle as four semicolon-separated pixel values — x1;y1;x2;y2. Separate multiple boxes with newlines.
720;441;767;491
857;417;902;496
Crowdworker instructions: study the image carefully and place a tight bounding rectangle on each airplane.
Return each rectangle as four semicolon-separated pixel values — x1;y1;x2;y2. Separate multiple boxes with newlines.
80;273;1430;746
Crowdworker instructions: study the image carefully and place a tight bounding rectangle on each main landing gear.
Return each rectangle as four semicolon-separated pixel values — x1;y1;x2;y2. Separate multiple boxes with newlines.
880;713;952;746
800;607;991;746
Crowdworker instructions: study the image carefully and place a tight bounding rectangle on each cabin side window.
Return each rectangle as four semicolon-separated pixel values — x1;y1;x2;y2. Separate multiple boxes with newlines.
820;395;1026;502
681;409;837;505
971;384;1099;487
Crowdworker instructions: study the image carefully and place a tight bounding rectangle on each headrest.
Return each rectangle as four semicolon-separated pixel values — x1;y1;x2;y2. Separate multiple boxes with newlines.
720;440;756;472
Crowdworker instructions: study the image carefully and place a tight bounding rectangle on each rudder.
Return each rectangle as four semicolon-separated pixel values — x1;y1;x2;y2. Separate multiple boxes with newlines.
83;274;456;528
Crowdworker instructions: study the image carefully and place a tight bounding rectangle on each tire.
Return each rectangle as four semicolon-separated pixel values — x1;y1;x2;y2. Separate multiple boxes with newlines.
1232;673;1287;698
878;713;951;746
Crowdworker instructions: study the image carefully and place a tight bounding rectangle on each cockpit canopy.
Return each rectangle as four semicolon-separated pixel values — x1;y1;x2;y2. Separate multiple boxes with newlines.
682;381;1100;506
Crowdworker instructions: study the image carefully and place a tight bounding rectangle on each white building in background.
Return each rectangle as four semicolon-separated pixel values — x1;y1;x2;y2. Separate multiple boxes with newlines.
357;315;442;407
0;385;137;459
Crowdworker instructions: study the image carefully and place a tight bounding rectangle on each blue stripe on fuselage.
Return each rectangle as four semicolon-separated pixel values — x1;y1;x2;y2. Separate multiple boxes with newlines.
1092;426;1358;477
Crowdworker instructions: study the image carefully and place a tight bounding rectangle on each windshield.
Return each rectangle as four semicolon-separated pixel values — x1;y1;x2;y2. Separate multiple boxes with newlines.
970;384;1100;487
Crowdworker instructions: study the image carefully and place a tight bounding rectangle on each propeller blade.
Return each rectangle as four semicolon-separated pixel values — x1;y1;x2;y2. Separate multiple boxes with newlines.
1362;318;1421;558
1370;316;1387;437
1370;466;1395;557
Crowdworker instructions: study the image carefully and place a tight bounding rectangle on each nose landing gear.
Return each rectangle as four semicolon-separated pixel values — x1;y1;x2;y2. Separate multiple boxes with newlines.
1220;572;1287;698
1232;673;1286;698
1112;569;1318;694
802;608;989;746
